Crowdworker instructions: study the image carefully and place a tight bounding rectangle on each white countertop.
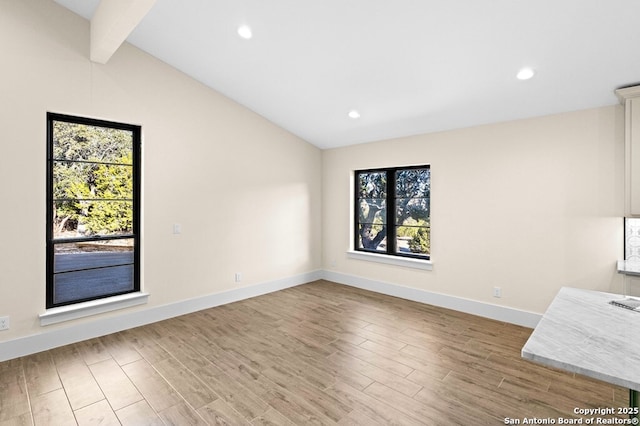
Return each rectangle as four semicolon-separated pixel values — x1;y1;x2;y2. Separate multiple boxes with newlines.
522;287;640;391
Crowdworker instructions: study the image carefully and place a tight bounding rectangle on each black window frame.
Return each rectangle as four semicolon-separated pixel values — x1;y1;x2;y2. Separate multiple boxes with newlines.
354;165;431;260
46;112;141;309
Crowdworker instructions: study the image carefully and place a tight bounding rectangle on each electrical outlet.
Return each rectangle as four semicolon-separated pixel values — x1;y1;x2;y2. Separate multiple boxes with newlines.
173;223;182;234
0;316;9;331
493;287;502;298
235;272;242;283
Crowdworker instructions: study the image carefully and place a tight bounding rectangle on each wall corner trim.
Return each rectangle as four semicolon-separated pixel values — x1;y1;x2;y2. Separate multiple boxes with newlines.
0;268;541;362
0;270;322;362
321;270;542;329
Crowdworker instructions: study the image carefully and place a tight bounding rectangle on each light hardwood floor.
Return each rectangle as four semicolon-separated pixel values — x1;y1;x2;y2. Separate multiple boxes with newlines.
0;280;628;425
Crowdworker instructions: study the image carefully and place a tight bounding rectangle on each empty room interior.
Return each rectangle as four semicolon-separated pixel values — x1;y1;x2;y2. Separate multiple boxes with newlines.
2;0;640;424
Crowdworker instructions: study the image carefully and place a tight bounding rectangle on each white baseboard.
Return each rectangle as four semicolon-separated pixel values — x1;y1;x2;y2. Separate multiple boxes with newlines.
0;269;541;361
321;270;542;329
0;270;323;362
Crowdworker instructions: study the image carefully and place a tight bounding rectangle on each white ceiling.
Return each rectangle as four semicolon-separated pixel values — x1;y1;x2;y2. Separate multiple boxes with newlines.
53;0;640;149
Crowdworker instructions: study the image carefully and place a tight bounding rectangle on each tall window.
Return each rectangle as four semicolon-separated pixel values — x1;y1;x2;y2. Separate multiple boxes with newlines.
46;113;141;308
355;165;430;259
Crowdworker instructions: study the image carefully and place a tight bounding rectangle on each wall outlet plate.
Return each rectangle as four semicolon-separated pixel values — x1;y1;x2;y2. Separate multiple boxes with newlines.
0;316;9;331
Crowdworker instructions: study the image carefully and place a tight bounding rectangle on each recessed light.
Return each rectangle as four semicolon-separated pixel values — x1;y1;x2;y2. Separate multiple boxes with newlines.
516;67;535;80
237;25;252;39
348;110;361;119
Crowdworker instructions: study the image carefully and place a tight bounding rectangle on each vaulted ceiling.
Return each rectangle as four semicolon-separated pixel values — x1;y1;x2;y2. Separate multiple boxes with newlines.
53;0;640;149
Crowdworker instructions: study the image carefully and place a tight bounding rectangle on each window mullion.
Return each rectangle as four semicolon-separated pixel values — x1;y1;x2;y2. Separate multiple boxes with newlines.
354;171;361;251
387;169;397;255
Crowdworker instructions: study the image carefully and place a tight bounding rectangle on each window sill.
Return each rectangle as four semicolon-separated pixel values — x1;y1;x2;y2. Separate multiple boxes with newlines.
346;250;433;270
617;260;640;276
39;292;149;326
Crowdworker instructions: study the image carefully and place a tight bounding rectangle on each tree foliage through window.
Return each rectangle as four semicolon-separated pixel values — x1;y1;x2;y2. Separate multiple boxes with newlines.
53;121;134;237
47;113;140;308
356;166;430;258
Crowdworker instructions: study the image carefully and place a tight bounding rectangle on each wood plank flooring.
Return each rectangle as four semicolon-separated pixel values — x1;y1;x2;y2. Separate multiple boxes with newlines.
0;280;628;425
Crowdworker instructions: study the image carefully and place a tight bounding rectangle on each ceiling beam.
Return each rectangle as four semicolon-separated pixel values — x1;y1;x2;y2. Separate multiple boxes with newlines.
90;0;157;64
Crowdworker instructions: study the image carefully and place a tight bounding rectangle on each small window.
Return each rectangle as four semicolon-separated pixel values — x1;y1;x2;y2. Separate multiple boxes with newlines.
355;165;430;259
46;113;141;308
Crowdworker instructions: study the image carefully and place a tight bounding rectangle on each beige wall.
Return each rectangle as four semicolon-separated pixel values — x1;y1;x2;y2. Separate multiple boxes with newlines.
322;106;625;314
0;0;628;348
0;0;321;343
